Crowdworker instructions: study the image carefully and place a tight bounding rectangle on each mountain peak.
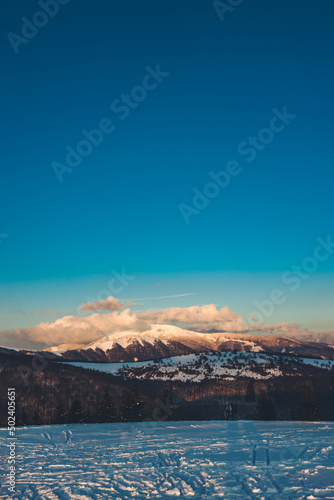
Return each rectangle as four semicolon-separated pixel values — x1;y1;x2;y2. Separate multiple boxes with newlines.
42;324;334;363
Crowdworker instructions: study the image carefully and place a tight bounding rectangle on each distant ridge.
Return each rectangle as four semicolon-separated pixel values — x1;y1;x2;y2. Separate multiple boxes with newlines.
36;324;334;363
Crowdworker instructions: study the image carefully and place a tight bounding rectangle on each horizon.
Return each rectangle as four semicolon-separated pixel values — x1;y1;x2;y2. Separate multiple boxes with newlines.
2;292;334;350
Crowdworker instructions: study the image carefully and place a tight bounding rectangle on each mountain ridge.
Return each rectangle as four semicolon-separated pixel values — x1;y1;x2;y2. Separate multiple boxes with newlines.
39;324;334;362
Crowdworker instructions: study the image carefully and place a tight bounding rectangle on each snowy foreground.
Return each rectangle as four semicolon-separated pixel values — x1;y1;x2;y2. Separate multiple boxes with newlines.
1;421;334;499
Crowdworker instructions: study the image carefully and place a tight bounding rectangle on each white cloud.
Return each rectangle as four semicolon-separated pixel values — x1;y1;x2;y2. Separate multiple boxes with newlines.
9;309;150;345
80;296;125;312
4;301;334;347
138;304;245;331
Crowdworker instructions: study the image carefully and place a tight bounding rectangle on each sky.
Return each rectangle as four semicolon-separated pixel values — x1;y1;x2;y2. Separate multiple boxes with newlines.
0;0;333;348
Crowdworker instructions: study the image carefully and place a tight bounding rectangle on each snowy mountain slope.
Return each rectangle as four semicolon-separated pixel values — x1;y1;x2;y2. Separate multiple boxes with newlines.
42;324;334;362
66;351;334;382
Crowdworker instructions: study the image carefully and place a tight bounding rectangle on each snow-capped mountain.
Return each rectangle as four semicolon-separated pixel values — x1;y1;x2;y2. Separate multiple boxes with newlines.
42;324;334;362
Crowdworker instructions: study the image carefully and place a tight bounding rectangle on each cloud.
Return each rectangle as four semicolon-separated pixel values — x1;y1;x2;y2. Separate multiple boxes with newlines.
256;324;334;344
80;296;125;312
293;331;334;344
19;308;63;317
35;308;63;316
248;314;259;322
9;309;150;345
138;304;334;342
130;293;197;301
4;300;334;348
138;304;246;331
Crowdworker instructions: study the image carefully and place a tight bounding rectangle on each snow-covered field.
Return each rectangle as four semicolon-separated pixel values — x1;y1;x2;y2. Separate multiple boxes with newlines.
1;421;334;499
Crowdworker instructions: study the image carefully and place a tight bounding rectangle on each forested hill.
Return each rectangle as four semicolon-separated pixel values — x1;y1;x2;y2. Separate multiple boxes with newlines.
1;349;334;426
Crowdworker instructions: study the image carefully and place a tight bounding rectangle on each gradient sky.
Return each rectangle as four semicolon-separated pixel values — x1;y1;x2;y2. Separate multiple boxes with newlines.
1;0;334;346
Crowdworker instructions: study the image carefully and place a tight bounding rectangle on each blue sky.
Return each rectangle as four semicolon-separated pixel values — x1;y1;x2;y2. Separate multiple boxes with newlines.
0;0;333;346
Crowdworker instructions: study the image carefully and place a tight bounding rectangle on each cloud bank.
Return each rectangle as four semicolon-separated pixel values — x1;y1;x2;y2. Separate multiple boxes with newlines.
3;296;334;347
8;308;150;345
138;304;246;332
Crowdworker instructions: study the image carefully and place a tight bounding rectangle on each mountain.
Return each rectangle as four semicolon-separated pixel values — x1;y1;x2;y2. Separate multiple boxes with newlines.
41;324;334;362
2;345;334;425
1;325;334;425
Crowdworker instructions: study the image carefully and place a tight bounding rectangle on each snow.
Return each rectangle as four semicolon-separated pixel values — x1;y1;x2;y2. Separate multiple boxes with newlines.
82;325;213;352
64;351;334;382
42;326;334;367
0;345;20;351
84;338;116;351
46;324;276;354
1;421;333;499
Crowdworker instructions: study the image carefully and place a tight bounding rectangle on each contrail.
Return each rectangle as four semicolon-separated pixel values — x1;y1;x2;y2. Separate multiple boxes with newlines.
128;293;197;301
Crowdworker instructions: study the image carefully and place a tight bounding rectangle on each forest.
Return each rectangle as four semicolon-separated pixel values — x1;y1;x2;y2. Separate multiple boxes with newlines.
0;350;333;426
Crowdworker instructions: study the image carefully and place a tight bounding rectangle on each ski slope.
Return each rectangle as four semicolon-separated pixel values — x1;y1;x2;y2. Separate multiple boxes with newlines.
1;421;334;499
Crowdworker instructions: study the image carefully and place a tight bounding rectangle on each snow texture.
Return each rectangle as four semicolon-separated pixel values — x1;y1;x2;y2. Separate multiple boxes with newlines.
1;421;334;499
